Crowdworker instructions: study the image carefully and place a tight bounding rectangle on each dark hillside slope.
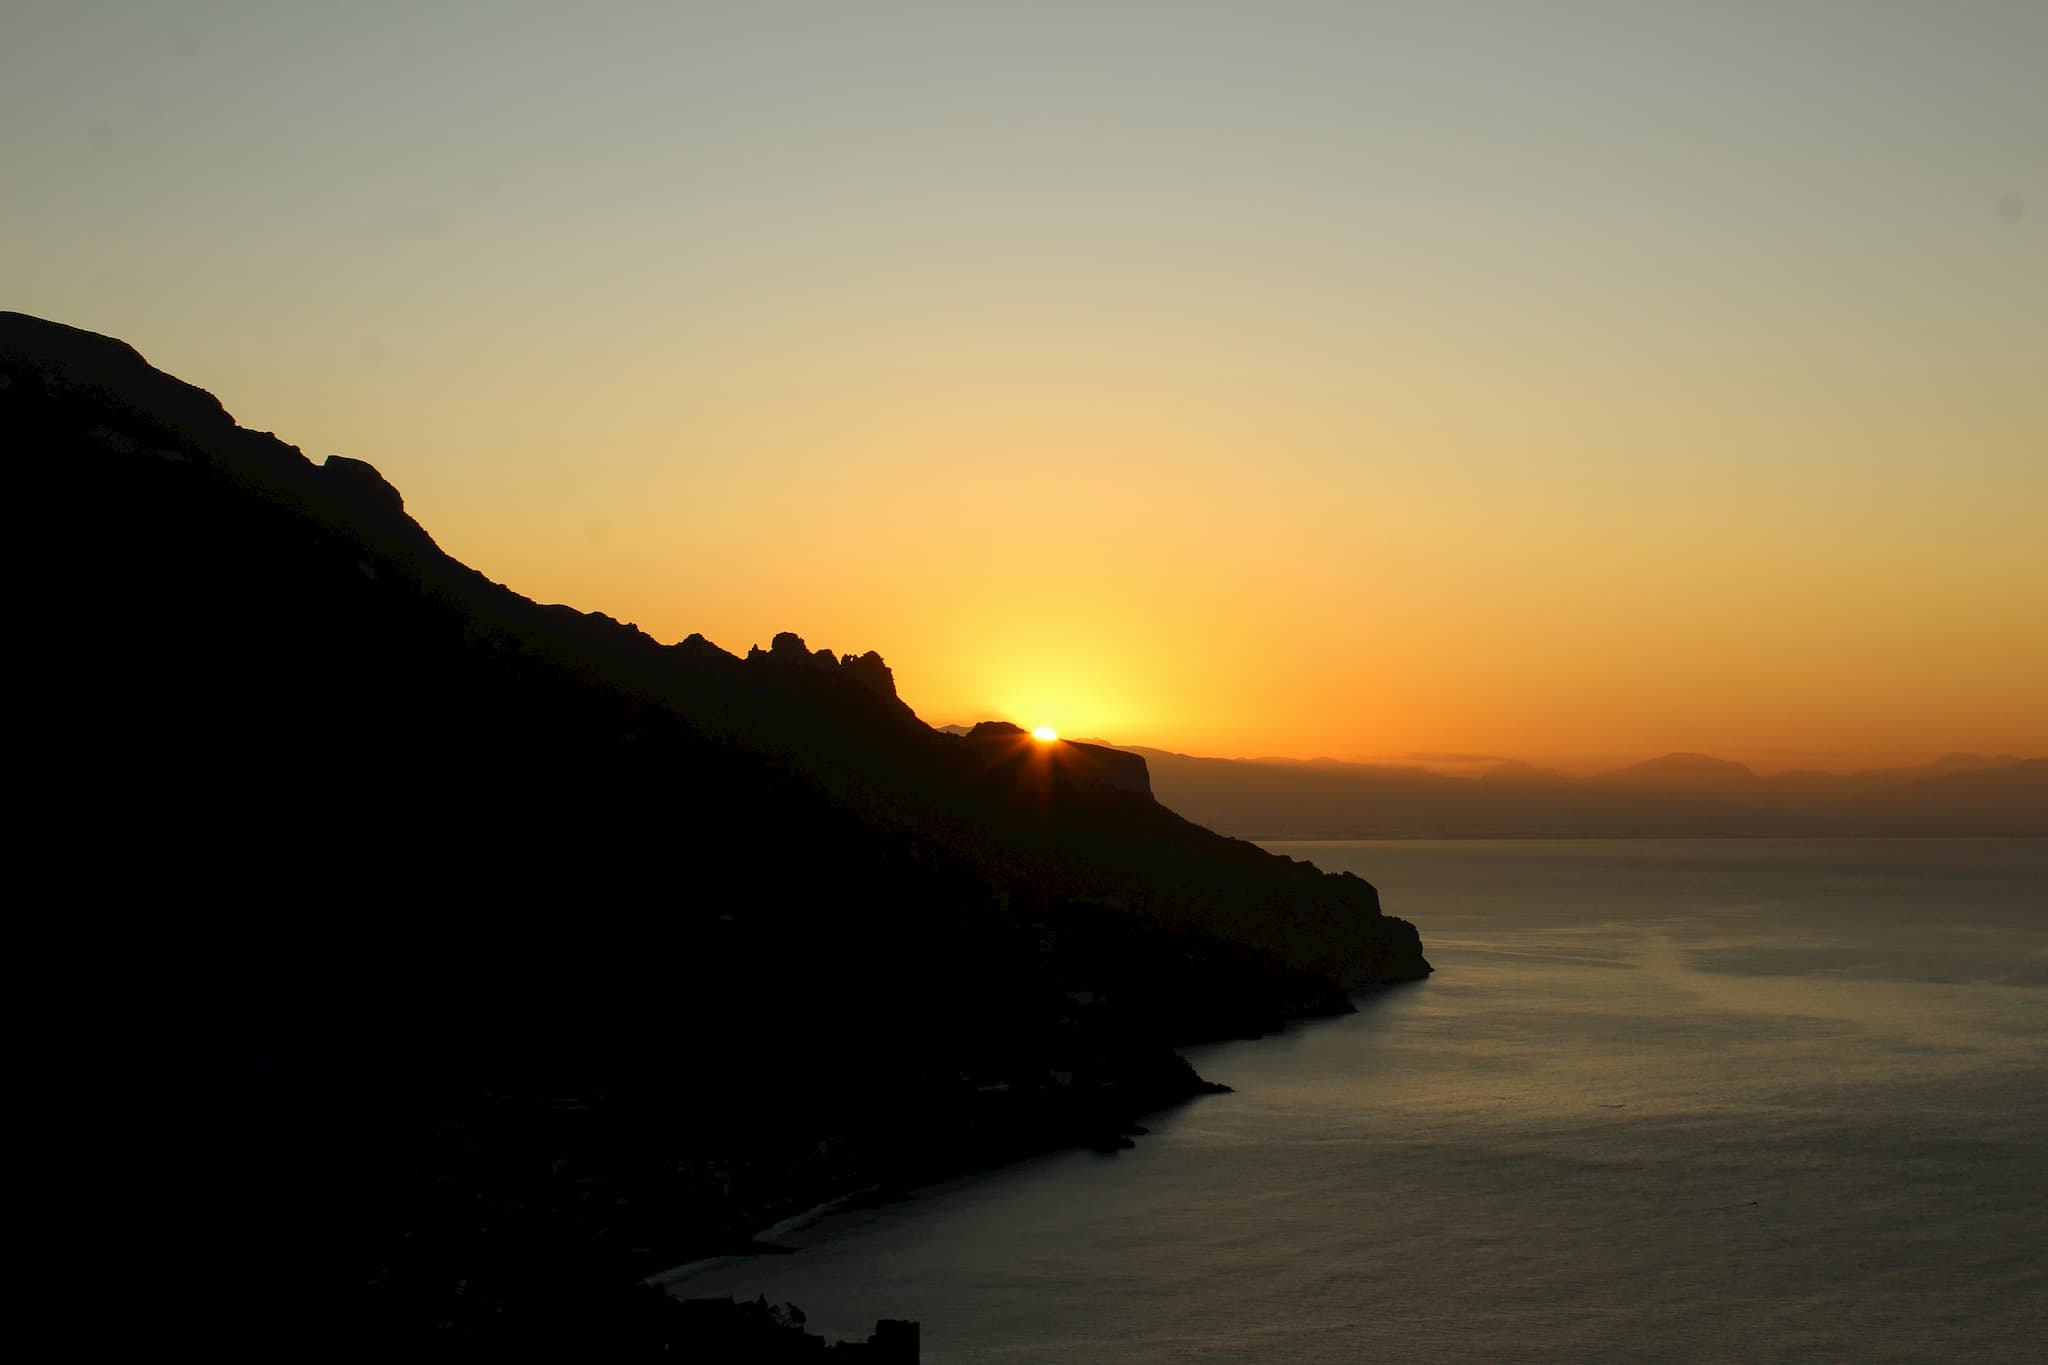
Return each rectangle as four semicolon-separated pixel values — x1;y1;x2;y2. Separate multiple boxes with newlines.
6;311;1425;1350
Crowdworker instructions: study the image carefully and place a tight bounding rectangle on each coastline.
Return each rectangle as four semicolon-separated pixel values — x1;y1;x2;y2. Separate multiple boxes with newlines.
647;1187;882;1289
641;978;1427;1299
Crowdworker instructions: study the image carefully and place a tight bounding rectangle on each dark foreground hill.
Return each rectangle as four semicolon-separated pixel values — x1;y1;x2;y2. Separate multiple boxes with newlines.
5;312;1426;1353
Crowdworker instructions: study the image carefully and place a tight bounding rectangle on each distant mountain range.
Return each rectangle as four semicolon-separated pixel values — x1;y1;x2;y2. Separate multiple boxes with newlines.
1083;745;2046;839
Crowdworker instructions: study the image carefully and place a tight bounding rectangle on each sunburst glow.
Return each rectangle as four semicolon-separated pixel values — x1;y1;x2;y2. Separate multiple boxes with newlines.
1032;727;1059;741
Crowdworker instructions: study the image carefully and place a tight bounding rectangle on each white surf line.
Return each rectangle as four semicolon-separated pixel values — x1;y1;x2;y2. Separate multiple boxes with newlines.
645;1184;882;1288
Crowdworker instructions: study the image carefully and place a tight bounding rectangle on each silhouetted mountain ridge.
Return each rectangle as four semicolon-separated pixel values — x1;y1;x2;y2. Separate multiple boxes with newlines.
6;311;1426;1352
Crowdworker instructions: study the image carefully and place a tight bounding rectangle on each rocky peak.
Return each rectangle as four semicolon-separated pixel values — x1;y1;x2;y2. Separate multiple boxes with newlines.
838;649;897;698
744;632;901;701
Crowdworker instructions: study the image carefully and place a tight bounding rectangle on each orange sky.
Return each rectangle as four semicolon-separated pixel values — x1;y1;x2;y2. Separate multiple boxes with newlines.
7;4;2043;772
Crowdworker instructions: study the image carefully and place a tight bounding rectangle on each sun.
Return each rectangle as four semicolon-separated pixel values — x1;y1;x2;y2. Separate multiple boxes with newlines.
1031;726;1059;741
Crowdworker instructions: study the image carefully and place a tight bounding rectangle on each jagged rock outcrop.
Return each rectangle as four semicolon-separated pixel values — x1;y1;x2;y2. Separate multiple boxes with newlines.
838;649;897;698
750;630;841;670
743;634;903;703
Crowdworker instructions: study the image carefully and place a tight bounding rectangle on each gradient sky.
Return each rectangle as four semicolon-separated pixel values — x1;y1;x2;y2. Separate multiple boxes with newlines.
6;2;2043;771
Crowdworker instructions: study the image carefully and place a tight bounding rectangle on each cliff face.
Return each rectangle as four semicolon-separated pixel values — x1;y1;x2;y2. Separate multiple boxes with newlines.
6;310;1427;1349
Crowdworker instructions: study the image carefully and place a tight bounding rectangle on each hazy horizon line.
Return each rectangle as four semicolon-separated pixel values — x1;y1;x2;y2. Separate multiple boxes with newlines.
940;726;2043;780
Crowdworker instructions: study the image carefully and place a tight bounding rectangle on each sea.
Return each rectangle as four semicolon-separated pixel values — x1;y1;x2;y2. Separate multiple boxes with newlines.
659;838;2048;1361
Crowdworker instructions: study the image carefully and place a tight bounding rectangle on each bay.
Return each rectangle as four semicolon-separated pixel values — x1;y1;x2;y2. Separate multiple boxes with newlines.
663;838;2048;1361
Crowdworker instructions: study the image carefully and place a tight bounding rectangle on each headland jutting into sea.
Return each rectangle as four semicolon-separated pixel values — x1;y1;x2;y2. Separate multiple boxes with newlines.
6;311;1427;1354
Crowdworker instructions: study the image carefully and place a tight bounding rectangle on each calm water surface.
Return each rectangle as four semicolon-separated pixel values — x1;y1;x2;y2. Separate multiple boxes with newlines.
665;839;2048;1361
